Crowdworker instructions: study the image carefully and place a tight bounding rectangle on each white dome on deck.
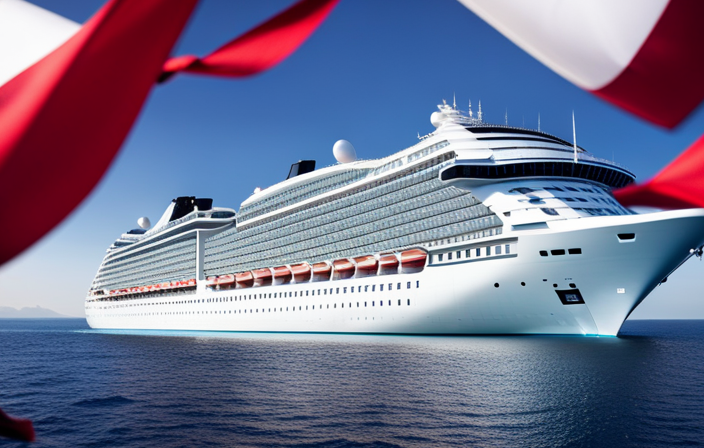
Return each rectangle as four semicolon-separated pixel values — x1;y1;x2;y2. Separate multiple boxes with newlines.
333;139;357;163
137;217;151;229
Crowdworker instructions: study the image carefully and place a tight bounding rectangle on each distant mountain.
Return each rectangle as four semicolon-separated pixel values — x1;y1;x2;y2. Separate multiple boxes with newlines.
0;306;73;318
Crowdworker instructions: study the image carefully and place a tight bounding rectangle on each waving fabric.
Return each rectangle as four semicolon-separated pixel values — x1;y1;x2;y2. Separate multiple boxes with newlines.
0;0;338;267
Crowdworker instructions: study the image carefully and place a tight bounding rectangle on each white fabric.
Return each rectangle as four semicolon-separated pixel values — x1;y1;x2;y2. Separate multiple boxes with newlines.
457;0;669;89
0;0;80;87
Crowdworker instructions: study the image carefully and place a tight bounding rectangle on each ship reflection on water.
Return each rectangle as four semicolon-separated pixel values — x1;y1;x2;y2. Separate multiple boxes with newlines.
1;319;702;447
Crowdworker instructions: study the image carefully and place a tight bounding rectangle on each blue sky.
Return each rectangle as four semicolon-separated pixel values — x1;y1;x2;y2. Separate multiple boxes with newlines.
2;0;704;318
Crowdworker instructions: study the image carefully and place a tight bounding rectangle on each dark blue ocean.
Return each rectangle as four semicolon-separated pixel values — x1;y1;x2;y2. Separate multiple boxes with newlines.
0;320;703;447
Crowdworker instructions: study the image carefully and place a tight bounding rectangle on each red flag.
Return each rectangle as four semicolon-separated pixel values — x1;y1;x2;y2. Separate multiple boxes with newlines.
457;0;704;129
0;408;35;442
160;0;339;81
0;0;338;267
614;134;704;209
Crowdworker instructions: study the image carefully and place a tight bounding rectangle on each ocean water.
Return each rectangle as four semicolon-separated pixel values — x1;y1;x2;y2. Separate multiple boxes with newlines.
0;320;703;447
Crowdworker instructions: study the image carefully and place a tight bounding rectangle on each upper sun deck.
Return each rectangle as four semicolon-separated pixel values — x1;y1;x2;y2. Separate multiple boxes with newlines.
106;199;236;257
236;100;634;225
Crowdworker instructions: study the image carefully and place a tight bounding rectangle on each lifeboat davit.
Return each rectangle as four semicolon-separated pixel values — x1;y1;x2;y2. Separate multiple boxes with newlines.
354;255;378;276
273;266;292;285
312;262;332;281
236;271;254;288
379;253;399;274
217;274;235;287
291;263;311;282
253;268;273;287
401;249;427;271
333;258;355;279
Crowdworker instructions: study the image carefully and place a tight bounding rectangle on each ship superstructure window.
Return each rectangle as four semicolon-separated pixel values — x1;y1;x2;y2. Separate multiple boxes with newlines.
441;161;634;189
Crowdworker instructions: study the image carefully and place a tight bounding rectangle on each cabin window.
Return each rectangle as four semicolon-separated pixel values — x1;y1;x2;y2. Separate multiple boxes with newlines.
496;245;502;255
365;302;367;307
551;249;566;256
380;284;384;291
397;283;401;290
448;252;452;260
343;287;347;294
505;244;511;254
407;282;411;289
438;254;444;262
466;249;471;258
476;248;481;257
407;299;411;306
416;281;420;288
540;250;548;257
457;251;461;259
486;246;491;256
372;301;375;306
372;285;376;292
336;288;340;294
365;286;369;292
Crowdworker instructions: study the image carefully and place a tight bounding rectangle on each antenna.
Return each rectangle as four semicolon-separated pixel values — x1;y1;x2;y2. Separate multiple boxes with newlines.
505;109;508;125
478;101;483;121
538;113;541;132
453;93;456;110
468;100;473;118
522;116;525;128
572;110;578;163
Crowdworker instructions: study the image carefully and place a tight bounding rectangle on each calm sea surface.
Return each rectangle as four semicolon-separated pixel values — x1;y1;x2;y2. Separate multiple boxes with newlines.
0;319;703;447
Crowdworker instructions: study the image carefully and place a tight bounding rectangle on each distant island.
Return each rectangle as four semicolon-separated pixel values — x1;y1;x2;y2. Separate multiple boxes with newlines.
0;306;74;318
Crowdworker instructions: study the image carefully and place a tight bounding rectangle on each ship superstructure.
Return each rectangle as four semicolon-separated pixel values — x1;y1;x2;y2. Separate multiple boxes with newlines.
85;101;704;336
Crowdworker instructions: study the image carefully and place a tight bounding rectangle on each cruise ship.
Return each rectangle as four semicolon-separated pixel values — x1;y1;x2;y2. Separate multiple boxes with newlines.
85;101;704;336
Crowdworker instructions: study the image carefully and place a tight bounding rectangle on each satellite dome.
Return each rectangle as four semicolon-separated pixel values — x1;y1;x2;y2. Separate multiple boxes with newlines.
253;187;262;194
333;139;357;163
430;111;446;128
137;217;151;229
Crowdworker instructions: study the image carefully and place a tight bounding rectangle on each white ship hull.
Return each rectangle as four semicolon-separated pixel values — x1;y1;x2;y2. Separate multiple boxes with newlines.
86;209;704;336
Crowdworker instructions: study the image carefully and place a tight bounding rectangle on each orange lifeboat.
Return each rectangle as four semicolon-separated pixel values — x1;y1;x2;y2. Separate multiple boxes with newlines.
217;274;236;286
253;268;273;287
273;266;292;284
236;271;254;288
379;253;399;274
186;278;196;287
401;249;427;270
333;258;355;279
312;262;332;281
354;255;378;276
291;263;311;282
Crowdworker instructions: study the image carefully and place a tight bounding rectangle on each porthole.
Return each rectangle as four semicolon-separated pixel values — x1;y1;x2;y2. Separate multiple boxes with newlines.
494;283;499;288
